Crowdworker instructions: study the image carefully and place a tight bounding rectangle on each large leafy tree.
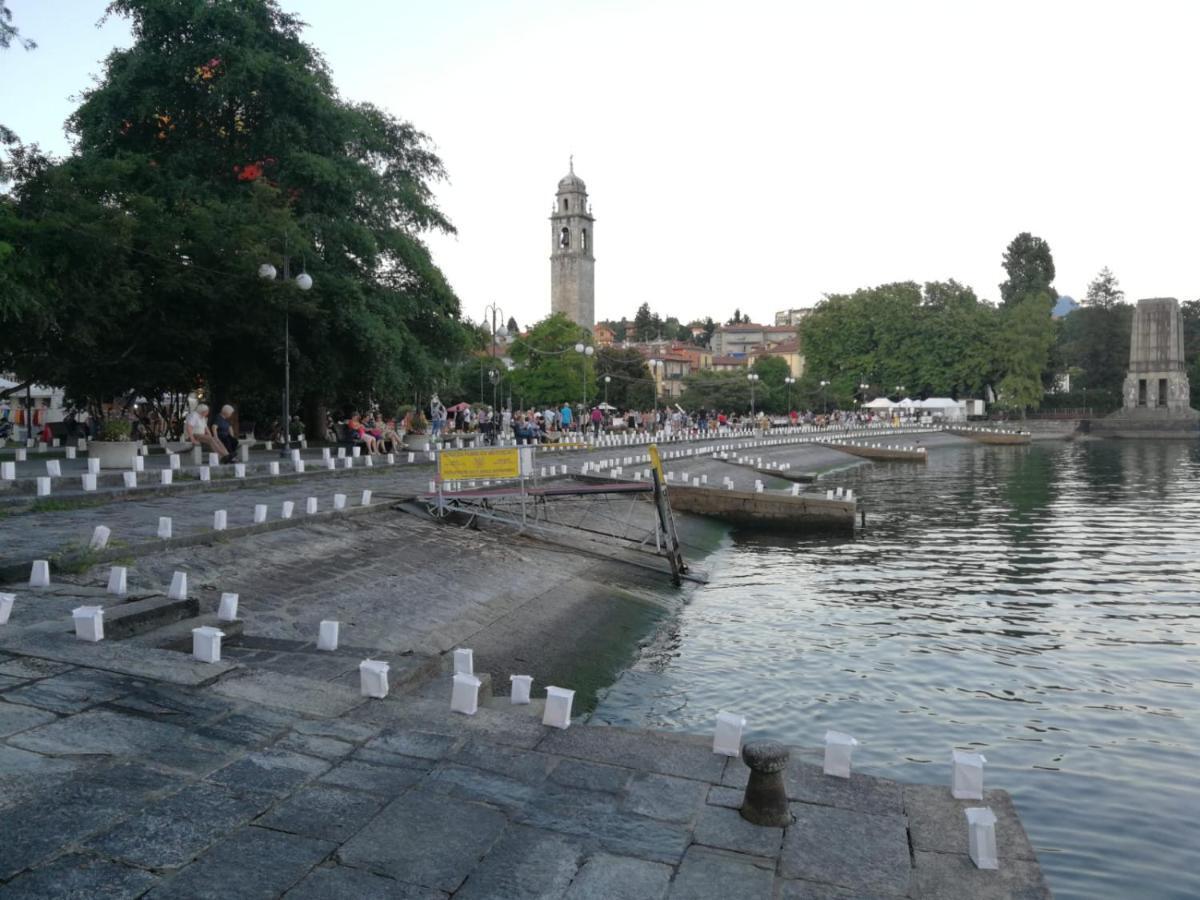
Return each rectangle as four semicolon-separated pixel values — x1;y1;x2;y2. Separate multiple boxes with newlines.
799;280;999;401
1;3;36;144
0;0;469;430
595;345;653;409
1000;232;1056;307
507;313;594;409
996;291;1056;413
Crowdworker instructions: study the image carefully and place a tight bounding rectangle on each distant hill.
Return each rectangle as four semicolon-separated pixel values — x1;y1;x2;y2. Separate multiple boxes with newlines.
1052;294;1080;319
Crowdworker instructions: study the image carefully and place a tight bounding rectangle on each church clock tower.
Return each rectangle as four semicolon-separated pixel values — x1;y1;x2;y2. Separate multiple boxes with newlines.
550;158;595;329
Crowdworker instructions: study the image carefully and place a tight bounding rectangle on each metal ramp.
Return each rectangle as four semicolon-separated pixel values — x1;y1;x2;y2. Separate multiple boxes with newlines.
417;450;690;585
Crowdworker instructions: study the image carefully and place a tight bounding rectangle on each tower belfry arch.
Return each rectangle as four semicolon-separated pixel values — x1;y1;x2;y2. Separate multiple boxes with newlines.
549;159;595;329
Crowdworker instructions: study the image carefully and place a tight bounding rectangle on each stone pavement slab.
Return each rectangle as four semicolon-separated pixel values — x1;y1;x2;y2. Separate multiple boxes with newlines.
910;850;1052;900
283;865;447;899
206;748;330;797
84;780;275;869
147;825;334;899
0;632;238;686
256;782;386;843
622;771;709;824
668;845;775;899
210;669;364;718
0;851;160;899
536;722;725;782
777;880;900;899
692;802;784;858
317;758;426;795
781;803;912;897
564;851;673;900
336;789;508;893
3;668;132;714
516;790;691;865
903;783;1039;861
9;707;243;775
0;699;58;737
1;762;176;880
453;824;588;900
550;757;633;794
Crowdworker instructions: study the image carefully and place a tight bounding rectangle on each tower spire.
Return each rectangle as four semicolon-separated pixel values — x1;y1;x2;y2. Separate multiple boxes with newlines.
569;154;574;174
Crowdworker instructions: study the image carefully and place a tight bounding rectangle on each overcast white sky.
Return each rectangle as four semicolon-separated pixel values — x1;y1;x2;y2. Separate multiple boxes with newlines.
4;0;1199;329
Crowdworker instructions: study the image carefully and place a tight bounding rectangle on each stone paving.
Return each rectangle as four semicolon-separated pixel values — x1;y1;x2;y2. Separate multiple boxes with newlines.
0;659;1051;898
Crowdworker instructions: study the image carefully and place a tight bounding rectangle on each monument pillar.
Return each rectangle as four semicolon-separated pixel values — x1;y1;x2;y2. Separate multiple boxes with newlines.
1097;297;1198;437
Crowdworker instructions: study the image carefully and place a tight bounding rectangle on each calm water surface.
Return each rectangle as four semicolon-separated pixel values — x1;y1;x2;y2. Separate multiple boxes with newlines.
594;440;1200;900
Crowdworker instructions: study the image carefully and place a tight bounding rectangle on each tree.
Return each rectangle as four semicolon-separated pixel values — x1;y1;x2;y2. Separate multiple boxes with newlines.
1084;267;1124;309
1000;232;1056;306
694;316;716;347
797;281;1000;401
613;320;627;343
1;4;36;144
995;291;1056;414
0;0;471;432
506;316;519;336
595;346;653;408
726;308;751;325
507;313;594;409
632;302;653;341
680;370;755;413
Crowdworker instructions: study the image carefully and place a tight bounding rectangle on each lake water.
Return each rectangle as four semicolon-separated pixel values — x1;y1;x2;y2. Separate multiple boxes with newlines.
594;440;1200;900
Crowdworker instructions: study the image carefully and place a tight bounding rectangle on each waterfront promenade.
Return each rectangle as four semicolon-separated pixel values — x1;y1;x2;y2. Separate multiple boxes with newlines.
0;427;1052;898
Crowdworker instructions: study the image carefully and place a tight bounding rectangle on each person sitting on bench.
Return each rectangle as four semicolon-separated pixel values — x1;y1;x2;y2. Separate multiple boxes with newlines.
185;404;229;460
212;405;239;463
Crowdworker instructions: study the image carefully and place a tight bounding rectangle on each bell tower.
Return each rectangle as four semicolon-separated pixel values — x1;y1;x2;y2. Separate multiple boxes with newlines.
550;158;595;329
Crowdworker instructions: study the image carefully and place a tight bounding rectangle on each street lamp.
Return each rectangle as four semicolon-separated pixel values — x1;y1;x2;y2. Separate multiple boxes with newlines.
604;374;611;408
894;384;906;397
258;257;313;455
483;302;508;411
784;376;795;413
819;379;830;413
648;358;663;427
574;342;594;410
747;372;760;417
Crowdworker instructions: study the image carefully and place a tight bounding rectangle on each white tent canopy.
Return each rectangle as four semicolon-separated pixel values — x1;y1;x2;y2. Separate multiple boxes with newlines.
896;397;918;407
863;397;895;409
0;376;57;398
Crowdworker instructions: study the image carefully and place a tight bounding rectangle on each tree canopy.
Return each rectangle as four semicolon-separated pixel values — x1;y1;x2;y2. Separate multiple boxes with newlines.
507;313;595;409
1000;232;1056;306
0;0;471;428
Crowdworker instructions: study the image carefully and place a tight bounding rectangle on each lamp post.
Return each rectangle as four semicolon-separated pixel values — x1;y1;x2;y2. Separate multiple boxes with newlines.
258;255;313;455
819;379;830;413
894;384;906;398
604;374;611;408
784;376;795;413
483;302;508;411
747;372;760;417
648;358;663;427
574;342;594;410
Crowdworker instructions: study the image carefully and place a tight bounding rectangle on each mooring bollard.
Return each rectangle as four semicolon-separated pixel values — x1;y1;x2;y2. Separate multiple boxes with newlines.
739;740;792;827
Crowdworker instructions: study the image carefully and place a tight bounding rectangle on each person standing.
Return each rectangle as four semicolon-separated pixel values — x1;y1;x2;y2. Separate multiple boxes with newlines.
590;405;602;436
559;401;573;432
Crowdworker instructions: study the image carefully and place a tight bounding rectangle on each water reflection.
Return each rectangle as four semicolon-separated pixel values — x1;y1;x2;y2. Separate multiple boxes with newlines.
594;440;1200;900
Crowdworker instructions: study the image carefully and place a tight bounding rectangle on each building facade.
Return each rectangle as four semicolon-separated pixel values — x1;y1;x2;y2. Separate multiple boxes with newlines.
549;160;595;329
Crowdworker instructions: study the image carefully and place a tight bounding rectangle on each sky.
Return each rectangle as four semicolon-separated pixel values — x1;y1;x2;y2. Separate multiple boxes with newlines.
4;0;1200;331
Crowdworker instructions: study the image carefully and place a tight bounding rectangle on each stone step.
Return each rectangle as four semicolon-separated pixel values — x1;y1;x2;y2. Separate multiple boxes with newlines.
125;613;246;650
101;594;200;641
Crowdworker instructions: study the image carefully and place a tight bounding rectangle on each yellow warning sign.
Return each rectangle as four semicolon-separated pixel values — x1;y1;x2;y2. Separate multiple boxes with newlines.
438;447;521;481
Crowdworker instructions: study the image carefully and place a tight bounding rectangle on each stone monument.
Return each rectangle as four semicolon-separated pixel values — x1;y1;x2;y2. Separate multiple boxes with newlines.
1094;297;1199;437
549;158;595;329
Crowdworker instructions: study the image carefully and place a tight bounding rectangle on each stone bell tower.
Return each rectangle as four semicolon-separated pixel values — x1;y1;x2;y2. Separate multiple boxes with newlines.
550;158;595;329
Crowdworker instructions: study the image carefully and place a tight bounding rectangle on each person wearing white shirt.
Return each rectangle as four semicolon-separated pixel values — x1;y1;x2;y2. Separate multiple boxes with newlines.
185;403;229;459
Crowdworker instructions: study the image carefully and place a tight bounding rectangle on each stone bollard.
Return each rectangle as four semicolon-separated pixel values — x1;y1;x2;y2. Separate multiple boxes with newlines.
739;741;792;827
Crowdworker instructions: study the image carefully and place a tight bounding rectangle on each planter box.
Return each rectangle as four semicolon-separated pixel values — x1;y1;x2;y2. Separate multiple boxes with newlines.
88;440;142;470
